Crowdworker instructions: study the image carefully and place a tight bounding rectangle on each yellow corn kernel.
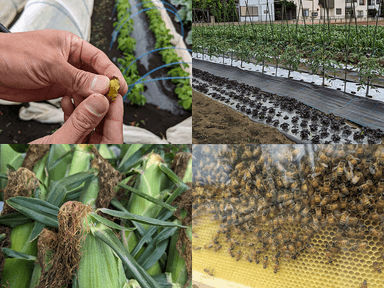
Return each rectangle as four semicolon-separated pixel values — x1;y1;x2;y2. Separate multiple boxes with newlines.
106;76;120;102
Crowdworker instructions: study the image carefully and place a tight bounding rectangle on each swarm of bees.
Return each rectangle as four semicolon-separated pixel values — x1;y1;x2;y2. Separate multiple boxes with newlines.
193;144;384;277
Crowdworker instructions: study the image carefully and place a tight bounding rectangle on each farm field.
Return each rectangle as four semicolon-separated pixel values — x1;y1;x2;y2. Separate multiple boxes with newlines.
192;18;384;144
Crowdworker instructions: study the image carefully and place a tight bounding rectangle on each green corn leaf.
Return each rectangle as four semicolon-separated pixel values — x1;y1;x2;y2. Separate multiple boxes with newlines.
89;212;136;232
90;224;161;288
64;186;84;202
98;208;186;228
47;144;72;183
6;197;59;228
158;163;189;190
79;176;99;208
2;248;37;261
0;212;33;227
29;222;45;243
130;209;174;257
137;227;177;269
58;170;97;191
117;145;155;172
118;183;176;211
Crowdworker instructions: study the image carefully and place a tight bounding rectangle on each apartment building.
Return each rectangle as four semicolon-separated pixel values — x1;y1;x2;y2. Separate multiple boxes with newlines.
238;0;276;21
293;0;381;20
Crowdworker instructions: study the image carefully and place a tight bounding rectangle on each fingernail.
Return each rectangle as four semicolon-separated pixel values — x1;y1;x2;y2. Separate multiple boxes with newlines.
85;94;109;116
91;75;110;93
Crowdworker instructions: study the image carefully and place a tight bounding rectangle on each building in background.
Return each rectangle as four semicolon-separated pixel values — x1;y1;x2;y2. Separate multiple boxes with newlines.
239;0;276;21
285;0;382;20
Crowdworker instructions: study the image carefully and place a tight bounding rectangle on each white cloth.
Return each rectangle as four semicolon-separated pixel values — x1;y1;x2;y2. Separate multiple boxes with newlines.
166;116;192;144
19;102;64;123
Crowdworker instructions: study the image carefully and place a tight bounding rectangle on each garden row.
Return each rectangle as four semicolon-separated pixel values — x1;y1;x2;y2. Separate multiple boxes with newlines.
115;0;191;109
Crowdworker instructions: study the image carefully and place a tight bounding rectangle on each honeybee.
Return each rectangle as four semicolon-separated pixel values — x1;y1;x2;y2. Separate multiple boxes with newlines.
244;255;252;263
193;246;201;251
307;175;319;189
360;194;373;209
284;251;292;261
351;172;363;185
263;256;268;268
335;161;345;177
307;244;317;254
331;189;340;202
214;245;222;252
376;193;384;209
325;250;333;264
204;243;214;250
315;206;322;220
273;261;280;273
236;251;242;261
358;179;373;192
370;209;381;222
204;268;215;277
369;227;383;238
358;241;368;251
339;210;350;227
272;251;281;262
227;248;234;257
360;280;367;288
345;227;356;238
373;261;382;273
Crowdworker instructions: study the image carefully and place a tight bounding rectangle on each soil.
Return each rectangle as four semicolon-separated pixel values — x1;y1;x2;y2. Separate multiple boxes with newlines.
192;90;294;144
0;0;191;143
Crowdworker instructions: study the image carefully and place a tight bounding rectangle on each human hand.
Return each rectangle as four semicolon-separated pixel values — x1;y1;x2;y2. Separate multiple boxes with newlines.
0;29;127;143
30;93;124;144
0;29;127;102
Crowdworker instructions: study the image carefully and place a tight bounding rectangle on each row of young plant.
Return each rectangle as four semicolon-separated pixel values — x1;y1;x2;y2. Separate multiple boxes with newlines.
142;0;192;110
170;0;192;45
114;0;191;110
114;0;146;105
193;24;384;96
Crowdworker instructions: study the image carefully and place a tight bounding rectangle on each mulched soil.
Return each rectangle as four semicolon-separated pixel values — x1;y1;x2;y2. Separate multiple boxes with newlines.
0;0;191;143
192;90;294;144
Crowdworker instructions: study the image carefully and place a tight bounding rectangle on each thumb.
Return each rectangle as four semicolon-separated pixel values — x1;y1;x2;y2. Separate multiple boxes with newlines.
57;61;110;97
33;94;110;144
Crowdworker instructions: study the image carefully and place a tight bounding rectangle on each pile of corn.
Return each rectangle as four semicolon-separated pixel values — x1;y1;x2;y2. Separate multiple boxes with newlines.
0;144;192;288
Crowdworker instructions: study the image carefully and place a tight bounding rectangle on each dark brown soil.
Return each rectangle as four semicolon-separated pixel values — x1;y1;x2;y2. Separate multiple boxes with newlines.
192;90;295;144
0;0;191;143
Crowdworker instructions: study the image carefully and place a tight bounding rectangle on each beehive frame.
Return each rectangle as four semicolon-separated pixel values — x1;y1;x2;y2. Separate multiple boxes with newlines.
192;144;384;288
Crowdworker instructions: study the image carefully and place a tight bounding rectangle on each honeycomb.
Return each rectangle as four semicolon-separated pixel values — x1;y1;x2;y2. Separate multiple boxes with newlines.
192;144;384;288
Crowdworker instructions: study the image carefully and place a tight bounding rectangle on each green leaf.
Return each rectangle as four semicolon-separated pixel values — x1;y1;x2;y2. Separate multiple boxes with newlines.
118;183;176;212
89;212;136;232
0;212;32;227
1;248;37;261
90;224;161;288
97;208;186;228
6;197;59;228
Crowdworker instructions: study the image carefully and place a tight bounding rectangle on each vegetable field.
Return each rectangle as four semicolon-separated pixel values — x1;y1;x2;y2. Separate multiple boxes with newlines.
193;23;384;95
0;144;192;288
192;4;384;144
